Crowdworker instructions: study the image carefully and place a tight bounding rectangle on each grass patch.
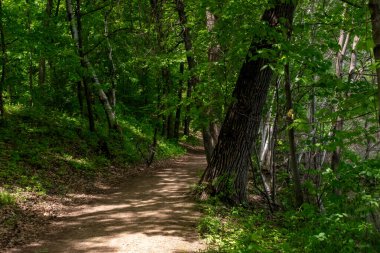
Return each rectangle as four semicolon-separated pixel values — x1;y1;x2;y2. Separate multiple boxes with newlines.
0;190;15;207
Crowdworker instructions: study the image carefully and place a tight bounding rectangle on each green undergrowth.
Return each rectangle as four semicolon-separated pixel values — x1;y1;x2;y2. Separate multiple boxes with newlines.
198;197;380;253
198;199;292;253
0;104;185;195
0;190;15;207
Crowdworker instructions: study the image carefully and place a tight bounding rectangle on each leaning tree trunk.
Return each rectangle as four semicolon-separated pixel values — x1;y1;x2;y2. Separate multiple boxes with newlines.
66;0;117;131
369;0;380;125
199;1;297;205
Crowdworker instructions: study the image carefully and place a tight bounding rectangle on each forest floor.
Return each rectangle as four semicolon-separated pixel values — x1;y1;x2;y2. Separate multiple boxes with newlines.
3;144;206;253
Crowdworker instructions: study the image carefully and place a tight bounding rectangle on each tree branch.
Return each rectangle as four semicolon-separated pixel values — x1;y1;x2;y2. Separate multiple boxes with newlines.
82;3;111;17
84;27;130;56
339;0;362;8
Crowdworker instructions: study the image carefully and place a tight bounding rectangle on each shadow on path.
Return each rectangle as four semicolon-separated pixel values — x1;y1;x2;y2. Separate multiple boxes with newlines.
9;150;206;253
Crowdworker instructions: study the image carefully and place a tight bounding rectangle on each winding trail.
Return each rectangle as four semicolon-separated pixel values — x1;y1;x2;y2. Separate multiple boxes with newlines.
11;147;206;253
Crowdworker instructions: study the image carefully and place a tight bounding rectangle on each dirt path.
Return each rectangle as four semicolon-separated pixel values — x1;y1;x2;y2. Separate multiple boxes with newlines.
9;148;206;253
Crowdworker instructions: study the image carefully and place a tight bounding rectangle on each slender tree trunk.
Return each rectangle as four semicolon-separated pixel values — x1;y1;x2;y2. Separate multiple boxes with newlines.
174;62;184;139
151;0;171;140
28;58;33;107
66;0;117;131
258;95;276;198
38;0;53;86
331;28;349;171
0;0;5;117
202;10;221;164
285;63;303;207
38;58;46;86
26;1;34;107
175;0;196;136
348;35;360;82
55;0;61;16
66;0;95;131
161;67;170;137
104;7;117;109
175;2;220;152
165;68;174;139
77;80;84;115
199;1;297;204
369;0;380;125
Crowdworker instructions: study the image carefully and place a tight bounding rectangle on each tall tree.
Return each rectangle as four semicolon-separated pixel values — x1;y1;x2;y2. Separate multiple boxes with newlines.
199;0;297;204
284;63;303;207
66;0;117;131
66;0;95;131
38;0;53;86
174;0;196;136
369;0;380;125
202;9;221;164
0;0;5;117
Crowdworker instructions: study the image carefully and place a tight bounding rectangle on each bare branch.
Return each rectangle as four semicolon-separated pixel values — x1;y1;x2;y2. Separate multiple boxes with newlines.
82;3;111;17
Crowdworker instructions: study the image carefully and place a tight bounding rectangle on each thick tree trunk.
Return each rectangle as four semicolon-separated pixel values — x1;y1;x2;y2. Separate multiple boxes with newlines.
199;1;297;204
369;0;380;125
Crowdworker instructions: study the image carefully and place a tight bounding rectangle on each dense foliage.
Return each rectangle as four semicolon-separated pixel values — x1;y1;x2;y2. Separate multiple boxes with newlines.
0;0;379;252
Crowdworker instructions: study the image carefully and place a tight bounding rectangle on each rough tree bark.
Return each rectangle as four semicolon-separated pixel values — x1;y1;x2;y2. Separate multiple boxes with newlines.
369;0;380;125
199;0;297;204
